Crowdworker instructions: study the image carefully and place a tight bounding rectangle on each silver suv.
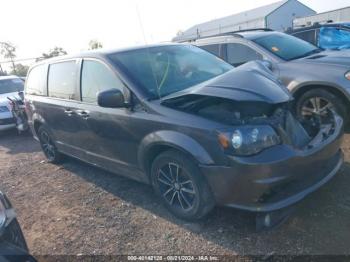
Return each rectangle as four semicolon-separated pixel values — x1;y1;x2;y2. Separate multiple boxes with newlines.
187;30;350;126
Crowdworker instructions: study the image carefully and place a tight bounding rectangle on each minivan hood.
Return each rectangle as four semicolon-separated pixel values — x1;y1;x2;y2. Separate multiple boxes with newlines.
298;49;350;68
163;61;292;104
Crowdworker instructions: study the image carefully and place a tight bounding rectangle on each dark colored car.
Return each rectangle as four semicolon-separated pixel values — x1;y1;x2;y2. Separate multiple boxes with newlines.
190;30;350;126
0;191;35;261
25;44;343;224
288;23;350;50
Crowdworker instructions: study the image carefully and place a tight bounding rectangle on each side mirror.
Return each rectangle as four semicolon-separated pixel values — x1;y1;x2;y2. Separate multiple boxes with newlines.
97;88;125;108
261;59;273;70
18;91;24;100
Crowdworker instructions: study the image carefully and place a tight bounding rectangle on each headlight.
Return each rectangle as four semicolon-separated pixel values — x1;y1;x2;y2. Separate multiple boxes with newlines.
218;125;280;156
0;106;9;113
345;71;350;81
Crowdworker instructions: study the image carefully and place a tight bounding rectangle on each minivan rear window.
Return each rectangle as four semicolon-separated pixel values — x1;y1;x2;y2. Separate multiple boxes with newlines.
48;61;77;100
26;64;46;96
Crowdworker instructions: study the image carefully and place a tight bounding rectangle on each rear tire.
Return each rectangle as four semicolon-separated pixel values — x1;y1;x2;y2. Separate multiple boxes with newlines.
38;126;63;164
151;150;215;221
296;89;347;124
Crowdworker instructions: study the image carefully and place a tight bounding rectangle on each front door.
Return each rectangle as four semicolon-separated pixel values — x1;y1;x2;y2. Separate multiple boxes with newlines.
77;59;143;179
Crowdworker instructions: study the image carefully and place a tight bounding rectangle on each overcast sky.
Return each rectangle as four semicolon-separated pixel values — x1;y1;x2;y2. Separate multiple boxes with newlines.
0;0;349;66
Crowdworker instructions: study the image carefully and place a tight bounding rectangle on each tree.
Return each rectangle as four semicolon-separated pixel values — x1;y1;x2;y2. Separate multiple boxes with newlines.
0;42;16;73
88;39;103;50
10;64;29;77
0;64;6;76
0;69;7;76
37;47;67;61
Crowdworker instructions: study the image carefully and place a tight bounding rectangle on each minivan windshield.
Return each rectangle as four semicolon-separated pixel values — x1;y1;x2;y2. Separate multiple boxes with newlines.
0;78;24;94
109;45;233;99
253;33;322;61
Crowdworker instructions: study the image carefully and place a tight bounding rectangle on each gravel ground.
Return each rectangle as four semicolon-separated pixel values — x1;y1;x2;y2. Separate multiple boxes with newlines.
0;130;350;256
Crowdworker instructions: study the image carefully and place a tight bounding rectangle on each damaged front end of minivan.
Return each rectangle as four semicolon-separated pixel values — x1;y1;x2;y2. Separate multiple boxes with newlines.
162;61;344;229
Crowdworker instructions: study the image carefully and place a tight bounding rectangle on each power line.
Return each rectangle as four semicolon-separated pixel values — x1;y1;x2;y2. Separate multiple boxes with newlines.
0;57;41;64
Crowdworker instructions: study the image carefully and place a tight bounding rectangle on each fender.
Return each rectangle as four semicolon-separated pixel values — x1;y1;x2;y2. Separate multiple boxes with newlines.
288;81;350;101
138;130;215;171
30;113;46;138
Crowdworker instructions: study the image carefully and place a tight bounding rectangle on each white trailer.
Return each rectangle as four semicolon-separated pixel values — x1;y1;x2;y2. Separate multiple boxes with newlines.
293;6;350;28
173;0;315;42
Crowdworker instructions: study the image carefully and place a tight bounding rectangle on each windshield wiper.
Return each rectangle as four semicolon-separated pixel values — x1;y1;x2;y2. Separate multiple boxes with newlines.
291;48;323;60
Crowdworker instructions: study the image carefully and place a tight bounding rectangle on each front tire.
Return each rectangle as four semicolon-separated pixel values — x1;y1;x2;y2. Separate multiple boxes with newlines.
151;150;215;221
296;89;347;124
38;126;63;164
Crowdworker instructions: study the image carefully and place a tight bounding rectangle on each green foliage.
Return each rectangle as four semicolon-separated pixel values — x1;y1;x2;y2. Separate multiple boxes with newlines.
10;64;29;77
0;42;16;60
0;42;17;73
37;47;68;61
88;39;103;50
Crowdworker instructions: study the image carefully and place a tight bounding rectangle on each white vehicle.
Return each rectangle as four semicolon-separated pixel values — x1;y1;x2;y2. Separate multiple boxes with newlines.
0;76;24;131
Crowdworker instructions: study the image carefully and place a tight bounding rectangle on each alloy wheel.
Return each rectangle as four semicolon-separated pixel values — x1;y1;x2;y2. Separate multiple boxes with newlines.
157;162;196;211
40;131;56;161
300;96;334;122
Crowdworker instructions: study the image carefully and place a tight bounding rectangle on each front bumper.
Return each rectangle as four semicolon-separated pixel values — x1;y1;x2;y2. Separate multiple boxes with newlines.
201;115;344;212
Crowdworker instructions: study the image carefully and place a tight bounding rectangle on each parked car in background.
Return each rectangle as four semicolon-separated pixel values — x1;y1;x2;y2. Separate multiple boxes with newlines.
0;191;35;261
25;44;343;227
189;29;350;126
0;76;24;131
288;23;350;50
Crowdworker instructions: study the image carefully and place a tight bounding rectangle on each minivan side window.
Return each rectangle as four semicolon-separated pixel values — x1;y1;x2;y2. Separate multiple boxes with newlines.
81;60;125;103
48;61;77;100
200;44;220;57
26;64;47;96
226;43;263;66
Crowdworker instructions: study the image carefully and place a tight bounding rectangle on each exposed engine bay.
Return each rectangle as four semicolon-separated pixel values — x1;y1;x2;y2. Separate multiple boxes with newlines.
163;94;338;150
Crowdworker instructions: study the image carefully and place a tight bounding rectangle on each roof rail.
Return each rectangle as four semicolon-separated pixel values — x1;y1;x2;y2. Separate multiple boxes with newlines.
182;28;274;42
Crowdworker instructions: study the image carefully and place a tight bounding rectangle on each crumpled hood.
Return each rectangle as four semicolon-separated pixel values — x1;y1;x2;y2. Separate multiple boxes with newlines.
297;49;350;68
163;61;292;104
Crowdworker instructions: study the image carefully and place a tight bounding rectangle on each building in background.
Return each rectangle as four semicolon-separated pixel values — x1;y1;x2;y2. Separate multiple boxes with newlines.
293;6;350;28
174;0;315;42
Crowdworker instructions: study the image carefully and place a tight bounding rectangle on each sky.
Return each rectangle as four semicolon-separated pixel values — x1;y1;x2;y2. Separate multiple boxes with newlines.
0;0;349;68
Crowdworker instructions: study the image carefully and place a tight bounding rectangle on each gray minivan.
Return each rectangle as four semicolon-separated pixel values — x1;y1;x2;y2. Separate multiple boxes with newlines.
24;44;343;225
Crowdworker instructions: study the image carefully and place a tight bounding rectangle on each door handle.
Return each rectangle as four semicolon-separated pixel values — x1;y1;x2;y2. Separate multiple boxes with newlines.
64;109;75;116
75;109;90;119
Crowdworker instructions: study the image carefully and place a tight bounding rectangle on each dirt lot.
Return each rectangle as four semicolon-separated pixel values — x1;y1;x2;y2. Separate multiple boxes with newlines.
0;130;350;256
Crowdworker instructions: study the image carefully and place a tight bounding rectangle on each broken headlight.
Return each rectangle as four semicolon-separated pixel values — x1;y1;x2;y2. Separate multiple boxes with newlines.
218;125;280;156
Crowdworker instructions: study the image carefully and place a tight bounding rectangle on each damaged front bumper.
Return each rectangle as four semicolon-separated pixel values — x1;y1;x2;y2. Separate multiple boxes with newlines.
201;114;344;212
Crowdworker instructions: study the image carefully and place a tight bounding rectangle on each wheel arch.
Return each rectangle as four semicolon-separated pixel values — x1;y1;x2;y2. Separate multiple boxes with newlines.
291;83;350;113
32;114;46;138
138;131;214;180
